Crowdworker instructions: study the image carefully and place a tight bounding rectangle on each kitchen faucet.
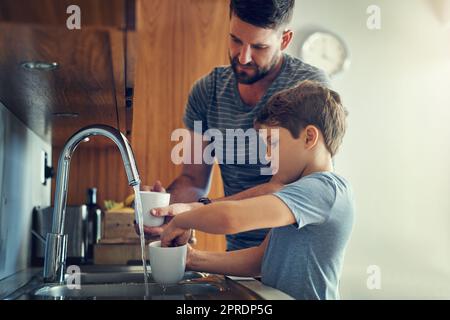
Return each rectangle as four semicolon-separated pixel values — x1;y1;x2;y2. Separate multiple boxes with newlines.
43;125;140;283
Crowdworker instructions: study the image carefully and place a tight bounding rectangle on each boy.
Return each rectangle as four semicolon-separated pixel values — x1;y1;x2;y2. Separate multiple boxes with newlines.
156;80;354;300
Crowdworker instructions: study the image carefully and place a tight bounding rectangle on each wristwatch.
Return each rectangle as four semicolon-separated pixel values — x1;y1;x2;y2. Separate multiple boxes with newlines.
198;197;212;205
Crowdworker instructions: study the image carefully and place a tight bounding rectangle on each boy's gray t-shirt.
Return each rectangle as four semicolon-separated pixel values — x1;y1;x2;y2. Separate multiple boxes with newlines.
262;172;354;300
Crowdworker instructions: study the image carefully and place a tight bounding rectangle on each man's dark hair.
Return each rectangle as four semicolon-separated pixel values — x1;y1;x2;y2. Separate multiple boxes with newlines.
255;80;348;157
230;0;295;30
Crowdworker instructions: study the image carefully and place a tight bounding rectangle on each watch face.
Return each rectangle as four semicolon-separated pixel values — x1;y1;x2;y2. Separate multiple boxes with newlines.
198;197;211;205
300;31;349;76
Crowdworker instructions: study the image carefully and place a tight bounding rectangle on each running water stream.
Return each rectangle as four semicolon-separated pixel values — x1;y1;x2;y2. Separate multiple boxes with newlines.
133;185;150;297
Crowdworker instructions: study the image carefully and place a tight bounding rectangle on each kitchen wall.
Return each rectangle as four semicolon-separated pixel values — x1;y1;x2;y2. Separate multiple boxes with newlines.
286;0;450;298
0;102;51;280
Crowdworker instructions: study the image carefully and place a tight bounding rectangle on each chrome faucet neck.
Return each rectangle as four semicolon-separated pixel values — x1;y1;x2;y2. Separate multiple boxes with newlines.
43;125;140;283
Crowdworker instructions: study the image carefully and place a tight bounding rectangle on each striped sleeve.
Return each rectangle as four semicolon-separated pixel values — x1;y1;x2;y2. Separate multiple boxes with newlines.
299;63;331;87
183;71;214;133
313;69;331;87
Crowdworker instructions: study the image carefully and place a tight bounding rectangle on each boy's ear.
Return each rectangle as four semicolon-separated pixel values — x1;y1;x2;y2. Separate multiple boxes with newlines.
304;125;319;150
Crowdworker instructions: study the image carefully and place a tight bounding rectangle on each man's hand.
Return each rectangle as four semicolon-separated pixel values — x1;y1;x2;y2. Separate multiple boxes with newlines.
160;218;191;247
136;180;166;193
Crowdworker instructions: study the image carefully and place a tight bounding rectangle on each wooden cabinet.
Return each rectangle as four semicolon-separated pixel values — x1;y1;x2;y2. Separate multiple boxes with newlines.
0;0;228;252
0;0;134;147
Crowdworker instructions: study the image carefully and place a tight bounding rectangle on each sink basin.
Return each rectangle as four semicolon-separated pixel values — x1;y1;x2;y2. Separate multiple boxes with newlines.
7;266;263;300
34;283;222;300
72;270;205;285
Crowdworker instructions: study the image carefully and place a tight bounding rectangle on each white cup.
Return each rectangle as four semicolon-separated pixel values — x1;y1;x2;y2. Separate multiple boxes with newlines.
136;191;170;227
148;240;187;284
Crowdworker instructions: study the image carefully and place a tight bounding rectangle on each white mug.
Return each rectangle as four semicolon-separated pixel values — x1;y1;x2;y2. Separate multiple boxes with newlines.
148;240;187;284
136;191;170;227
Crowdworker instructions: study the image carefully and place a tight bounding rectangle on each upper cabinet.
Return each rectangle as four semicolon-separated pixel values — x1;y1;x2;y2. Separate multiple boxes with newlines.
0;0;136;147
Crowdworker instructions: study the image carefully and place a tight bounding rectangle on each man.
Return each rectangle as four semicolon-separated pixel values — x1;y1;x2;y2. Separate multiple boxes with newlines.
139;0;329;250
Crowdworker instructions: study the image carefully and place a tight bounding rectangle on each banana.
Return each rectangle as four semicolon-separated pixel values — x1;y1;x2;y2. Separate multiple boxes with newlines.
109;207;134;213
110;202;125;211
104;193;135;212
124;194;135;207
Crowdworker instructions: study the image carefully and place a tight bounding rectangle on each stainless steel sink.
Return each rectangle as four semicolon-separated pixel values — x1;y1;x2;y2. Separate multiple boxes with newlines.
6;266;263;300
72;269;205;285
34;283;222;300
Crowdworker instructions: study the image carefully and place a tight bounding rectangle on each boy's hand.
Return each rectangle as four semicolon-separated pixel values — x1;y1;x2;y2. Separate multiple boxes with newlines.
152;202;203;217
146;202;201;243
161;219;191;247
134;202;200;241
186;244;196;270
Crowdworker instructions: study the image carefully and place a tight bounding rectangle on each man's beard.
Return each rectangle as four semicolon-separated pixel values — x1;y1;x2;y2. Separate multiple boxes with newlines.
230;54;279;85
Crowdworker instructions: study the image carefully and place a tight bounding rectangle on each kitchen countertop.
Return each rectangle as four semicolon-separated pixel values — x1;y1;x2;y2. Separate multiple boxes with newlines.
0;267;293;300
0;268;42;300
226;277;293;300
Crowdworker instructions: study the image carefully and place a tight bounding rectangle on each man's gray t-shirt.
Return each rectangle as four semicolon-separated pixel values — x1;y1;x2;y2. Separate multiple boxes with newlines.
262;172;354;300
183;54;329;251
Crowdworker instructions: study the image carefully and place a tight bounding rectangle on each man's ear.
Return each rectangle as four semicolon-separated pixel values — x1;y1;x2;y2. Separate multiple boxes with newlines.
304;125;319;150
281;29;293;51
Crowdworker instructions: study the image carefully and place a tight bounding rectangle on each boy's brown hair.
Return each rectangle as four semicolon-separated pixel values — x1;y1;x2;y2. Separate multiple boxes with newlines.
255;80;348;157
